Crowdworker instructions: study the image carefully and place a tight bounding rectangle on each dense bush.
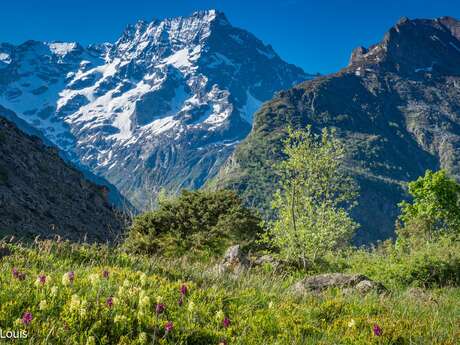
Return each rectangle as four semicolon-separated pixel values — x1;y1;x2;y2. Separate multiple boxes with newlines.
398;170;460;239
124;190;261;257
328;234;460;289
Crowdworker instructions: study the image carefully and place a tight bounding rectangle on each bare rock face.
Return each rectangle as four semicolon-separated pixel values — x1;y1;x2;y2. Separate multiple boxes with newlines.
0;114;124;242
349;46;367;65
292;273;387;295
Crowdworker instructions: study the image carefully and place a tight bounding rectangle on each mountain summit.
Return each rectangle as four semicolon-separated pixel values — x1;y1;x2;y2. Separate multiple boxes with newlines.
0;10;310;209
212;16;460;242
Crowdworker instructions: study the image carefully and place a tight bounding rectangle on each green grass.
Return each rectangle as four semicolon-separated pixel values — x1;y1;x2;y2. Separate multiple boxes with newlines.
0;240;458;344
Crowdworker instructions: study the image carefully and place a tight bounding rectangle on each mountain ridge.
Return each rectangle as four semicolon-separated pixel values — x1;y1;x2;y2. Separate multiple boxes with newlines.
212;16;460;242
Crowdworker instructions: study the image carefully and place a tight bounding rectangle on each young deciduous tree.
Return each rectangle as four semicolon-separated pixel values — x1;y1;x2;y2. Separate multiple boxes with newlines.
265;126;359;267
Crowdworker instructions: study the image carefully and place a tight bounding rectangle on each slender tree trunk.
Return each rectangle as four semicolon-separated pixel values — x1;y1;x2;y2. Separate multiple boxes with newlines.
291;183;297;234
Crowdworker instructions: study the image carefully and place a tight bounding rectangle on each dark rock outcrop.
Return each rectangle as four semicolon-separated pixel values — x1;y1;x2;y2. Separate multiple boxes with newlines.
0;114;124;242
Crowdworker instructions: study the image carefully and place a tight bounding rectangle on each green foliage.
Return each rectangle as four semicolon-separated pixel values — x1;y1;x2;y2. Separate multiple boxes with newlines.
264;126;359;267
330;234;460;289
398;170;460;239
0;240;458;344
125;189;261;257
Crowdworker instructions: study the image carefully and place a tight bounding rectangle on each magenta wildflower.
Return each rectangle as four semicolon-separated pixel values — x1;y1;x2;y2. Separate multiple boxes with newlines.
68;271;75;283
165;321;173;332
156;303;165;315
180;284;188;296
38;274;46;285
102;270;109;279
21;312;32;325
12;268;25;280
223;317;231;328
373;324;382;336
106;296;114;308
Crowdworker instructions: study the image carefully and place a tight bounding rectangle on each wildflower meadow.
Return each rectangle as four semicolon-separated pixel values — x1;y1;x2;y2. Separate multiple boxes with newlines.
0;240;458;344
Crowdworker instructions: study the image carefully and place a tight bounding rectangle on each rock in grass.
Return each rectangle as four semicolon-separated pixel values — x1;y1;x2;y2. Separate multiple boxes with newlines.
253;254;277;266
292;273;387;295
0;246;11;259
216;245;250;274
405;287;436;303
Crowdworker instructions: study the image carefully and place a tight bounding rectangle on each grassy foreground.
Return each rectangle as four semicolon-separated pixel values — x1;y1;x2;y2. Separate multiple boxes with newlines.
0;240;458;345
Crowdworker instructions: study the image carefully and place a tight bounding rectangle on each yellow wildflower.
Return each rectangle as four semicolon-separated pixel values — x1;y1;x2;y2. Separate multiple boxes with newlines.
215;310;224;321
139;272;147;286
50;286;58;297
39;300;48;311
138;332;148;344
188;301;195;313
88;273;100;286
86;336;96;345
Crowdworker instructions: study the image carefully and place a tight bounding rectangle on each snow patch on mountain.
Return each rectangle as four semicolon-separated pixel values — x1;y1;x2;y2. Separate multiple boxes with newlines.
241;91;262;124
0;52;11;65
163;48;194;69
48;42;78;56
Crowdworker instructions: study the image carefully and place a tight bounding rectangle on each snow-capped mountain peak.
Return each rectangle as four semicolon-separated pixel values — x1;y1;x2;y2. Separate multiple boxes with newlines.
0;10;311;209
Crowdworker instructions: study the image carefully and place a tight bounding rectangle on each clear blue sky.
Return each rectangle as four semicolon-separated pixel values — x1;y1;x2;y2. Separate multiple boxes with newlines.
1;0;459;74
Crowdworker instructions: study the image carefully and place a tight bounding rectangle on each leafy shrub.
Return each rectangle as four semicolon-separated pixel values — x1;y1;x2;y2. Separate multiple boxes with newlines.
336;235;460;288
125;190;261;257
398;169;460;239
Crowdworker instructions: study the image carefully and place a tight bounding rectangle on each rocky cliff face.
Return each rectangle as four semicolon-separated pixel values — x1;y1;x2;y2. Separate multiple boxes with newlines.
213;16;460;243
0;108;124;242
0;10;310;209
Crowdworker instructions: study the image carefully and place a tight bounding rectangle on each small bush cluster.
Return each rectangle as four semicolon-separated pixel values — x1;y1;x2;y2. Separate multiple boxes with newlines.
325;235;460;289
124;190;261;257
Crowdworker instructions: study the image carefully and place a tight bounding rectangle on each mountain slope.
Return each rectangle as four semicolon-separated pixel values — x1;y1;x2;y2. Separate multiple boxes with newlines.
212;16;460;243
0;108;124;242
0;10;310;209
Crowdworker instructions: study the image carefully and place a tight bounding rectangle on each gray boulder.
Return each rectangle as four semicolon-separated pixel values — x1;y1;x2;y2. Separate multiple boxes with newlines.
216;245;250;274
253;254;277;266
292;273;387;295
